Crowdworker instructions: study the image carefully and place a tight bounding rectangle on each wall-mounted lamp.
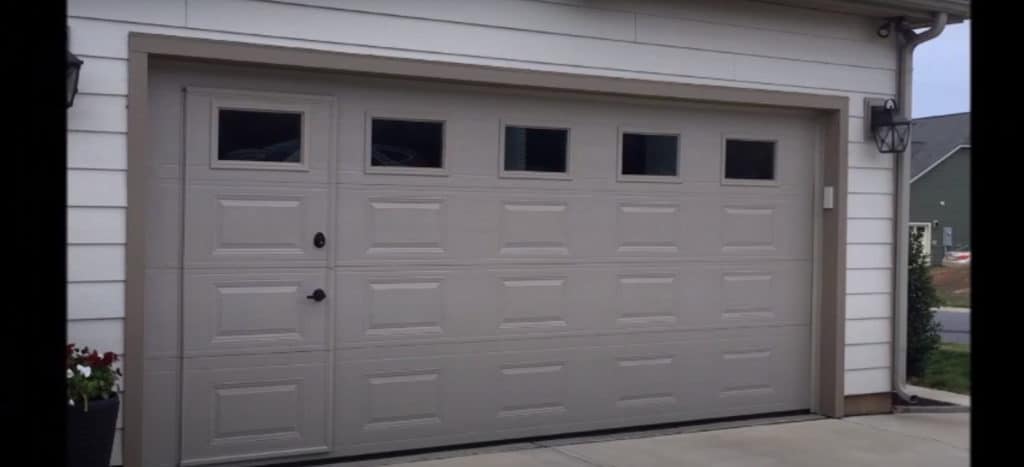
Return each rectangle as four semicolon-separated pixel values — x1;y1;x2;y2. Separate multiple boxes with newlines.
865;98;911;154
67;28;83;108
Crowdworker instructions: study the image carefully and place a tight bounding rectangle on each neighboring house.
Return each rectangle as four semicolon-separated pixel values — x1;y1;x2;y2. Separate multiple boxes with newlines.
65;1;969;466
910;112;971;265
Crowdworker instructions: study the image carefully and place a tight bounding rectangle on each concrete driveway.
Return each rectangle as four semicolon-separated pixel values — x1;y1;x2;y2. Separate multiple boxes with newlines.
325;413;969;467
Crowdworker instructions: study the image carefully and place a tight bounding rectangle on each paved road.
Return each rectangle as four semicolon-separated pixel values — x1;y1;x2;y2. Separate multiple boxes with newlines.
936;308;969;345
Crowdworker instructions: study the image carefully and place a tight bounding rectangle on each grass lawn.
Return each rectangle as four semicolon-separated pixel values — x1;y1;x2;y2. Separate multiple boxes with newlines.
929;265;970;308
910;343;970;395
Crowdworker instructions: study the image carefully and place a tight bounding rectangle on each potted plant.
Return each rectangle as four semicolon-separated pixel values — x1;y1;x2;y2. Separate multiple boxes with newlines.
66;343;122;467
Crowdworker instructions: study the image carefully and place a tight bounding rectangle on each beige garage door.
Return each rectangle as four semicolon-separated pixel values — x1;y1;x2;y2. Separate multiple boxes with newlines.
164;63;818;465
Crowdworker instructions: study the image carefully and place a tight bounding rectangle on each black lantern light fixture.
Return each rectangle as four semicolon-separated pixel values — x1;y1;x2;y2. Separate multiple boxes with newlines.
67;28;83;108
866;98;912;154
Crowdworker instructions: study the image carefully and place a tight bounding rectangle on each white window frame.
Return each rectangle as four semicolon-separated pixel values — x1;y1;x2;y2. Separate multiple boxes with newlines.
364;111;449;176
498;120;572;180
210;96;311;172
721;135;780;187
616;127;684;183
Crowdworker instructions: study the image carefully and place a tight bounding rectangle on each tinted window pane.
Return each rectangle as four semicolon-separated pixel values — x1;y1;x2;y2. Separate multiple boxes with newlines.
725;140;775;180
218;109;302;163
621;133;678;176
371;119;444;168
504;127;568;173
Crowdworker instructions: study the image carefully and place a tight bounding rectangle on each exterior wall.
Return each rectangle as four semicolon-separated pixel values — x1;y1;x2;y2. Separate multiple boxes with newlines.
910;149;971;265
67;4;901;449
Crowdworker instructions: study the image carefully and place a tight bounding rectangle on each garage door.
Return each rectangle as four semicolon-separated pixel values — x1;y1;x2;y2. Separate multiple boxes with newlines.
167;64;816;465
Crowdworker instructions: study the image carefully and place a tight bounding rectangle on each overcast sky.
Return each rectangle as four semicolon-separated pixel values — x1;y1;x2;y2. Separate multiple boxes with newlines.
912;20;970;118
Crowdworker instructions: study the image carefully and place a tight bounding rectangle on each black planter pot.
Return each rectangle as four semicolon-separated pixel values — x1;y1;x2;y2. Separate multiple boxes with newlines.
67;395;119;467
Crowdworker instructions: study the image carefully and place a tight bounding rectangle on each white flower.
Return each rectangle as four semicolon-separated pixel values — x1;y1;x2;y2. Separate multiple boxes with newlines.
76;364;92;378
67;369;73;379
68;399;74;407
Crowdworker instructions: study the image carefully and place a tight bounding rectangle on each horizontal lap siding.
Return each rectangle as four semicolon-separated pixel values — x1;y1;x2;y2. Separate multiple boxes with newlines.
66;0;898;409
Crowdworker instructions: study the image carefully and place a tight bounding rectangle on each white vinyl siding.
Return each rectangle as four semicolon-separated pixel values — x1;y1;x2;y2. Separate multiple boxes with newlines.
67;0;899;411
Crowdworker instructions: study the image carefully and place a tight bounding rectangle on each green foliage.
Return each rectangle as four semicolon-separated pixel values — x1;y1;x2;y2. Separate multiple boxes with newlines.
66;343;122;411
907;228;942;378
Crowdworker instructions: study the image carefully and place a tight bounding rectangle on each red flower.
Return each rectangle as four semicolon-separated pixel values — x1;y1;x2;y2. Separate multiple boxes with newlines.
102;352;117;365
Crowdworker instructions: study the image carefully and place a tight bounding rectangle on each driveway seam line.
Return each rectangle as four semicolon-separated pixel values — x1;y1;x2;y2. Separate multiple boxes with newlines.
842;418;968;451
546;445;618;467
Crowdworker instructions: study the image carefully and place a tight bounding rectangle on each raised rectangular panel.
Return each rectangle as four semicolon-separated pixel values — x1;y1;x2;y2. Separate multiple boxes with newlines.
183;271;328;355
366;199;446;255
365;371;443;430
367;279;444;336
181;353;329;465
497;362;568;419
616;275;678;326
721;206;775;252
498;277;568;330
616;204;679;254
499;202;568;256
614;355;678;410
721;272;774;321
715;334;809;410
185;185;328;266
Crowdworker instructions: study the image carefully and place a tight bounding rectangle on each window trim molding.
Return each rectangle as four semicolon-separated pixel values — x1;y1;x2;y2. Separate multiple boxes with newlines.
721;134;780;187
616;127;684;183
498;120;572;181
364;111;449;176
209;94;312;172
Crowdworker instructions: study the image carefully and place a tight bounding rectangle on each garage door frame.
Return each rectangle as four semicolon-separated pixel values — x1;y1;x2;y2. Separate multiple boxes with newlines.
123;32;849;467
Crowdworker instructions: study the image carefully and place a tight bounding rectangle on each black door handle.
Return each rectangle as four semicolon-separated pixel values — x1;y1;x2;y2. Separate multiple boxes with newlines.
306;289;326;302
313;232;326;248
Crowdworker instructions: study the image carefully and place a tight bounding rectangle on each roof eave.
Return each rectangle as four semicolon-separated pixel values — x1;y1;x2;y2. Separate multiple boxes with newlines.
758;0;970;25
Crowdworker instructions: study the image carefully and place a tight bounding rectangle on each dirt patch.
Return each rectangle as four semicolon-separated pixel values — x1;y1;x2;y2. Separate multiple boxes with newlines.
929;265;970;308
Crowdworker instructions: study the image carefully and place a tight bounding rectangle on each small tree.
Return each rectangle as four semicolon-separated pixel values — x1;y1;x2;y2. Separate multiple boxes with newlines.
907;227;942;378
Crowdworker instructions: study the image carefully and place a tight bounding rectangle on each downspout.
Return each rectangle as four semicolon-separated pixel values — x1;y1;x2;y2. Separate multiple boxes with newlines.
892;12;948;404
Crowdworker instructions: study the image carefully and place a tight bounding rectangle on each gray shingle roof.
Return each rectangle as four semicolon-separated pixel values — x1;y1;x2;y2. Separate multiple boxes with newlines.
910;112;970;180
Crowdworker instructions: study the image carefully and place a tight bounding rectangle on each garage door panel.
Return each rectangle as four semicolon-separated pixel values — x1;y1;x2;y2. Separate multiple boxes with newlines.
186;184;329;267
712;330;812;411
184;88;334;185
335;355;480;447
181;352;330;466
184;270;330;356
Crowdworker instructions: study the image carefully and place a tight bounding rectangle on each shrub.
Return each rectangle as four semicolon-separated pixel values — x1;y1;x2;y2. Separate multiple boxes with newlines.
907;228;942;378
66;343;122;411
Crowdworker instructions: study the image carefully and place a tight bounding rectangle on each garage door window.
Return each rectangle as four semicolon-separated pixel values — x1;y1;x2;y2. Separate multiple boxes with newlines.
369;117;446;174
724;139;777;184
501;125;570;179
216;109;304;165
618;131;681;182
